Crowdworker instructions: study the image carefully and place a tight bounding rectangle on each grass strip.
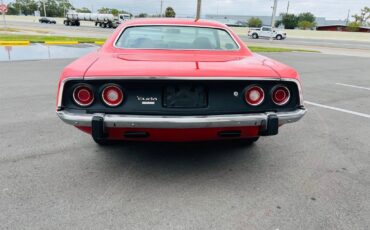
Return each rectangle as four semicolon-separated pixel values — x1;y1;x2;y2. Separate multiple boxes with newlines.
249;46;318;53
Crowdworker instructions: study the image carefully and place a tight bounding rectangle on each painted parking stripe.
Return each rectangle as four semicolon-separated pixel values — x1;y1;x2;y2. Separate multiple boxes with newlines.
305;101;370;119
336;83;370;91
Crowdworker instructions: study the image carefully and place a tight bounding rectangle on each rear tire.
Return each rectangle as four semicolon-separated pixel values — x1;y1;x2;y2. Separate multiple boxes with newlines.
93;137;115;146
276;35;283;40
252;33;258;39
237;137;259;145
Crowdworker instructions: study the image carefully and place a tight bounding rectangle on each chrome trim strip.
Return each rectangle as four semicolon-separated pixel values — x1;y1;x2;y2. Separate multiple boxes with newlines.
57;108;306;129
112;24;241;51
57;77;83;109
82;76;281;81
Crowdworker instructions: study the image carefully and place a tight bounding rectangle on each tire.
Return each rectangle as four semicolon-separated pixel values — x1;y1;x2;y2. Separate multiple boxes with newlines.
235;137;259;145
252;33;258;39
76;21;80;26
276;35;283;40
92;137;117;146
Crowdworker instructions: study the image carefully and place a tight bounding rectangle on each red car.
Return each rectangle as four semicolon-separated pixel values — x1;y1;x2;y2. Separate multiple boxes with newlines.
56;18;306;145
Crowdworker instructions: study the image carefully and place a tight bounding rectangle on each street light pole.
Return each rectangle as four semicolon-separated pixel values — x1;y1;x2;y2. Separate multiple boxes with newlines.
43;0;47;17
160;0;163;17
270;0;278;40
196;0;202;21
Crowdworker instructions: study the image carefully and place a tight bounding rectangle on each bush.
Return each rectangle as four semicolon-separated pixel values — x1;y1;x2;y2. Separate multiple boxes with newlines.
347;22;361;32
298;21;315;30
247;17;262;28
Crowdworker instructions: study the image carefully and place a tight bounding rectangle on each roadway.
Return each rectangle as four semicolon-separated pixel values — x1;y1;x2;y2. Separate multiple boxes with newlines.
1;52;370;229
5;20;370;53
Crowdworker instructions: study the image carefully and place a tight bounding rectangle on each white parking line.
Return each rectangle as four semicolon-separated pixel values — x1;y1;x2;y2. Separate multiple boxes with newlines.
305;101;370;119
335;83;370;91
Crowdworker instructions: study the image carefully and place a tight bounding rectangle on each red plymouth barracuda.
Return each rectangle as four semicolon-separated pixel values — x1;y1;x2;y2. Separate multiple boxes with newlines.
56;18;306;145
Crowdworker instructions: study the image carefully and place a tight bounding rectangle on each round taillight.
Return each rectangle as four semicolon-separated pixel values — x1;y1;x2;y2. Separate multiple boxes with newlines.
245;85;265;106
73;85;94;107
272;85;290;106
102;85;124;107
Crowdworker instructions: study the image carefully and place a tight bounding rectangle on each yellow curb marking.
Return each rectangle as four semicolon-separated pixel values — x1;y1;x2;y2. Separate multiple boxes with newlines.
0;41;30;45
95;41;105;45
44;41;79;45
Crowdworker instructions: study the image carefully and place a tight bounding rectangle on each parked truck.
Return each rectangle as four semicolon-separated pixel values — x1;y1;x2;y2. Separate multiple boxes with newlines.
63;11;131;28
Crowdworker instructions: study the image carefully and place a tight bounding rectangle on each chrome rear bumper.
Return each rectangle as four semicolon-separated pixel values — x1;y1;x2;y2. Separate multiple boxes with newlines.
57;108;306;129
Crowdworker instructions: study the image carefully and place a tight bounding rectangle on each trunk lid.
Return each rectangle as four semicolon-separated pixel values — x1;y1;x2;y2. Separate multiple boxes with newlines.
84;52;281;79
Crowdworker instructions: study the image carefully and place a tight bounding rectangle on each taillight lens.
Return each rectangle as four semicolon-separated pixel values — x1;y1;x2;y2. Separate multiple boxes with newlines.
272;85;290;106
102;85;124;107
245;85;265;106
73;85;94;107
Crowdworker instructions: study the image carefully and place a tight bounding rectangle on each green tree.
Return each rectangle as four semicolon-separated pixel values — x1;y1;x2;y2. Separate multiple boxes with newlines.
165;6;176;17
247;17;262;27
298;12;316;23
97;7;110;14
76;7;91;13
275;20;282;27
6;2;20;15
137;13;148;18
352;6;370;25
281;13;299;29
347;21;361;32
298;20;315;30
111;9;119;16
6;0;72;17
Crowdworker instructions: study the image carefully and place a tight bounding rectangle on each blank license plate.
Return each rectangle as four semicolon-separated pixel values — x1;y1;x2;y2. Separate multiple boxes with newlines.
163;85;207;108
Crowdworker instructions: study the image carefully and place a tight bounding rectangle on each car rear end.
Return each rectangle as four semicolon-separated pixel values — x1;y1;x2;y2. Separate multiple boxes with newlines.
57;76;305;142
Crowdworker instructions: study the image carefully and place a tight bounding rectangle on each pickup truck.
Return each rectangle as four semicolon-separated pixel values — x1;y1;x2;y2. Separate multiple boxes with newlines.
248;26;286;40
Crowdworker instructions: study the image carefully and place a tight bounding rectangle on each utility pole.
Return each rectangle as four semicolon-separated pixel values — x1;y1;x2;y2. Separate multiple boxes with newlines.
160;0;163;17
270;0;278;40
196;0;202;21
43;0;47;17
286;1;290;14
346;9;350;25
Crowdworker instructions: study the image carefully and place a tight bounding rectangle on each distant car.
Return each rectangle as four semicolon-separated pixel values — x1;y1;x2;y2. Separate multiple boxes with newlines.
56;19;306;145
39;17;56;24
248;26;286;40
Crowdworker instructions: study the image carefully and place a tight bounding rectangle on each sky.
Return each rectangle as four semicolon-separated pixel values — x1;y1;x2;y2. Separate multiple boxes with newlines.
4;0;370;20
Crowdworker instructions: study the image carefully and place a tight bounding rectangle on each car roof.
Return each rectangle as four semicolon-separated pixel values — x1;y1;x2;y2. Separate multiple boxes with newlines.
122;18;229;29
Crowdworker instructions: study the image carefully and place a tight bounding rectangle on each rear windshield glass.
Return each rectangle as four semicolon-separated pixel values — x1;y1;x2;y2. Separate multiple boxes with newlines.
115;26;239;50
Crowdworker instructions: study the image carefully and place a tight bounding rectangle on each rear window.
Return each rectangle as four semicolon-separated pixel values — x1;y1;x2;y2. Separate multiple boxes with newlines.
115;26;239;50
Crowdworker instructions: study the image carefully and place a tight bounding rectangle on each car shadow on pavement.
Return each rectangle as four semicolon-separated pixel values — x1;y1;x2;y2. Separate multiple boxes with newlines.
90;140;266;182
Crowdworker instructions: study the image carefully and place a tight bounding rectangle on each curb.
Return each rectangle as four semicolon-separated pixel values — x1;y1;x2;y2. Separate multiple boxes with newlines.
0;41;30;46
44;41;79;45
0;41;105;46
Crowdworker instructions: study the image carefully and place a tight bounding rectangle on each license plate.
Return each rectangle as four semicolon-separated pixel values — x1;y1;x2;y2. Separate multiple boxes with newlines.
163;85;207;108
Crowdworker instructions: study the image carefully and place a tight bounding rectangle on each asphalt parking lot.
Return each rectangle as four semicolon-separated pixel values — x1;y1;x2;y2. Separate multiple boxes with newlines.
1;52;370;229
